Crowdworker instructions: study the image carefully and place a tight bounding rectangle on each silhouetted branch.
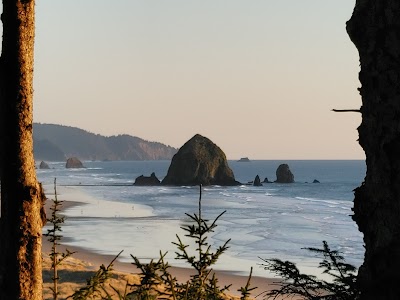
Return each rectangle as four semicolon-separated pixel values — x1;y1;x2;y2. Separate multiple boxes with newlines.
332;109;361;113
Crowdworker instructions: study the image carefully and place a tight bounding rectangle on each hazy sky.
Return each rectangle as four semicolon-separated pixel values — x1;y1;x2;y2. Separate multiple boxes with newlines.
33;0;362;160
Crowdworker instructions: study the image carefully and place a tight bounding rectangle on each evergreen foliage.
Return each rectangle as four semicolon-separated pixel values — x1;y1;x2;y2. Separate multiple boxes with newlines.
44;178;75;300
68;252;123;300
260;241;359;300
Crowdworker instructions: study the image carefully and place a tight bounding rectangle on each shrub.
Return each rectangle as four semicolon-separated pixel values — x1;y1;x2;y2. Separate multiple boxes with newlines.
44;178;75;300
260;241;359;300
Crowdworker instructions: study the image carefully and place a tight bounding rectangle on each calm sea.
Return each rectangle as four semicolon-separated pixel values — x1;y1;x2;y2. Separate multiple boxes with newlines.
37;160;365;277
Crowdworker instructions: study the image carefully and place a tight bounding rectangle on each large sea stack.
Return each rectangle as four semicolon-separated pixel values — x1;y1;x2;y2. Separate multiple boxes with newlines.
39;161;50;169
162;134;239;186
66;157;84;168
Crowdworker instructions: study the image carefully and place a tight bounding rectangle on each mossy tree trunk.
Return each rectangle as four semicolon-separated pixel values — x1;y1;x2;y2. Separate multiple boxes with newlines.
347;1;400;299
0;0;46;299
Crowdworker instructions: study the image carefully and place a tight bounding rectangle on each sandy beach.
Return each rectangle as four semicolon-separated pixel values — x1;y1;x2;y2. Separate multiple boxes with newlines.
42;185;284;299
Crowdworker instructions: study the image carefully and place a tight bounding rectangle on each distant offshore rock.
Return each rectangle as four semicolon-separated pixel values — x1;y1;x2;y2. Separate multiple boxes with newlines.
238;157;250;162
275;164;294;183
162;134;240;186
134;172;161;186
66;157;84;168
313;179;320;183
253;175;263;186
39;161;50;169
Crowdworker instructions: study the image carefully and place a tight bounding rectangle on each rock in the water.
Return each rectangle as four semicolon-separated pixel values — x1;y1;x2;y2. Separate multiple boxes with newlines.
313;179;320;183
263;177;270;183
162;134;240;186
39;161;50;169
275;164;294;183
134;172;161;186
253;175;263;186
238;157;250;162
66;157;84;168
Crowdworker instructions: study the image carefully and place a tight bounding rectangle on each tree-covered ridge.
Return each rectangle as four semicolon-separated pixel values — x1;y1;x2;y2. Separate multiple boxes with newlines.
33;123;177;161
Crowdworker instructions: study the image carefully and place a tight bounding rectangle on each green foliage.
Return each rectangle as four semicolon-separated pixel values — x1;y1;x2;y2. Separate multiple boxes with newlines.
127;252;170;299
44;178;75;300
68;251;123;300
260;241;360;300
238;267;257;300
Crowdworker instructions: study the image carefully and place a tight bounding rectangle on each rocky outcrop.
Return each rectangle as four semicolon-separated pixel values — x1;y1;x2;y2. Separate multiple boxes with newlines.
263;177;270;183
39;161;50;169
253;175;262;186
134;172;161;186
162;134;240;186
66;157;84;168
275;164;294;183
313;179;320;183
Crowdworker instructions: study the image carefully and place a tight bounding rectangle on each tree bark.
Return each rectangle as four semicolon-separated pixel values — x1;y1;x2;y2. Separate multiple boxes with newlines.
347;1;400;299
0;0;46;299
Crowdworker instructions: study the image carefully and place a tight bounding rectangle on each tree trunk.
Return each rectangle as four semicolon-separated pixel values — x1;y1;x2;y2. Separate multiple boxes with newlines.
0;0;46;299
347;1;400;299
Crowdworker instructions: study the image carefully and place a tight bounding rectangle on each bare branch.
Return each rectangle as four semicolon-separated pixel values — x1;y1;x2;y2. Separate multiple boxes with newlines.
332;109;361;113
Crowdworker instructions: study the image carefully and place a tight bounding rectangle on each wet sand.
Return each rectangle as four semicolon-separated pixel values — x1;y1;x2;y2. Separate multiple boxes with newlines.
42;185;285;299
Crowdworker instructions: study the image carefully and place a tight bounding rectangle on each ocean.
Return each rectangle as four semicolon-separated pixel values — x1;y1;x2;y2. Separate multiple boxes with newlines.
37;160;365;278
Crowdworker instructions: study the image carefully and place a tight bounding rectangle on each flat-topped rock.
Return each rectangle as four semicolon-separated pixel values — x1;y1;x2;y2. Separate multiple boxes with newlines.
238;157;250;162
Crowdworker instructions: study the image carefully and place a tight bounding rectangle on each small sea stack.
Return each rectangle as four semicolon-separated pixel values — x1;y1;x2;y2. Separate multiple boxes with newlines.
263;177;270;183
275;164;294;183
253;175;263;186
39;161;50;169
134;172;161;186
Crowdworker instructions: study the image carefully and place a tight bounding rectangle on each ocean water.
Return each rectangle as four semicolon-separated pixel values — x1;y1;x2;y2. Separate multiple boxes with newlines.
37;160;365;277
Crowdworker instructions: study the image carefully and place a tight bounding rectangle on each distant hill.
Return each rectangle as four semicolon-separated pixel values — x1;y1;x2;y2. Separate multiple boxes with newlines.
33;123;177;161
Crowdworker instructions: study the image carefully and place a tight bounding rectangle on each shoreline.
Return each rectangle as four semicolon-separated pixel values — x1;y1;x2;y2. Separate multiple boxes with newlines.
42;185;281;297
42;238;278;297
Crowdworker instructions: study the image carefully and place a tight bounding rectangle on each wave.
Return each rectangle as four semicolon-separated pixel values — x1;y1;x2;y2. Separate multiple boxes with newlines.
295;197;341;205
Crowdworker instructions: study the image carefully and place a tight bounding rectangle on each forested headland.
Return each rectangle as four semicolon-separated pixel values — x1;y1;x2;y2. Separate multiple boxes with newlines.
33;123;177;161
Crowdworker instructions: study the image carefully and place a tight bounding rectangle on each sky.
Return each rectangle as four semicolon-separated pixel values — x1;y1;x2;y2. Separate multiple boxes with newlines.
32;0;363;160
